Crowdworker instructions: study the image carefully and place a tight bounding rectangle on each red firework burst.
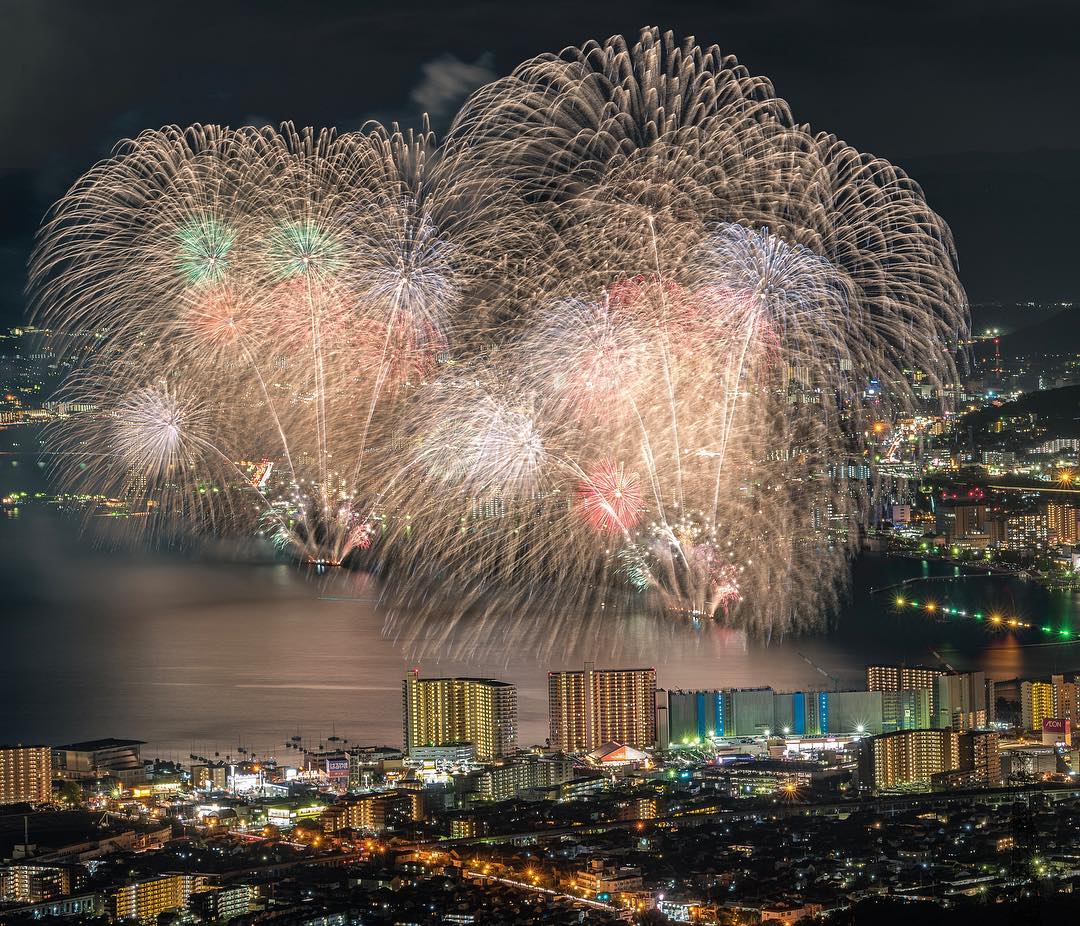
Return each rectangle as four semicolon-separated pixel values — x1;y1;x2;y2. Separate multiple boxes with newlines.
577;459;645;533
184;284;257;354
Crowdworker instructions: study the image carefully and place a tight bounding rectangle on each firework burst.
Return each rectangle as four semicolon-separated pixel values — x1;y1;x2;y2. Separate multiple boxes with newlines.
31;28;968;646
578;460;645;534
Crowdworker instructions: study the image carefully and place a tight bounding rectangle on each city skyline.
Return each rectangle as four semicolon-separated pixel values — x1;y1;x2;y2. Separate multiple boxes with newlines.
4;4;1080;923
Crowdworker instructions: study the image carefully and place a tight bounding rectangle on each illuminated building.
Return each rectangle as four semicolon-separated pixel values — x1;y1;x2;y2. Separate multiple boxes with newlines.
721;758;829;797
0;864;85;903
402;674;517;762
470;753;574;802
867;664;945;693
574;859;643;897
1041;718;1071;746
935;502;989;541
881;689;933;731
548;663;657;751
670;688;890;742
1022;680;1056;732
109;874;209;924
867;665;945;716
1046;503;1079;544
191;762;227;791
935;672;990;730
3;894;104;920
53;738;145;785
667;689;727;742
189;885;261;922
321;791;421;834
1052;674;1080;723
956;730;1002;787
1001;743;1059;779
860;729;960;791
347;746;404;790
1005;511;1048;549
0;745;51;805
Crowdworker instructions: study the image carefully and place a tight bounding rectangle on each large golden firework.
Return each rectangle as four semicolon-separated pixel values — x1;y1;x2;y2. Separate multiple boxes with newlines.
30;28;967;647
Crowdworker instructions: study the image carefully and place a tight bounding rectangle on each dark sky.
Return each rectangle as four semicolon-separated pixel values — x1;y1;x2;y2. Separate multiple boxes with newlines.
2;0;1078;324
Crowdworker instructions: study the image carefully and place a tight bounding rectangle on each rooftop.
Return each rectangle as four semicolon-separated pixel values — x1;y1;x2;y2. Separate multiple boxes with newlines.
54;738;146;751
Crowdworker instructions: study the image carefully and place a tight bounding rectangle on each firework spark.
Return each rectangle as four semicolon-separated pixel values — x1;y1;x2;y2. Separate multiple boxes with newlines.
578;460;645;534
30;28;968;647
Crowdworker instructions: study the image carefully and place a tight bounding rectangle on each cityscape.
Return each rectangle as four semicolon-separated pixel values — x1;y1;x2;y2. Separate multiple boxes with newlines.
4;2;1080;925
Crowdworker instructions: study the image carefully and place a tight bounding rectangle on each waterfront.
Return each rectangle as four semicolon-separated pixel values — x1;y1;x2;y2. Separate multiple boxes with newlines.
5;500;1080;757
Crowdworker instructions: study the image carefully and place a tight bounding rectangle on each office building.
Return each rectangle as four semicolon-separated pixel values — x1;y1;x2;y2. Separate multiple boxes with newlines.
0;745;51;805
548;663;656;751
53;738;145;785
1022;680;1056;732
402;675;517;762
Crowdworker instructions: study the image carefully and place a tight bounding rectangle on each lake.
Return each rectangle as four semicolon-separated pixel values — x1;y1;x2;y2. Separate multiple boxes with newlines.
4;451;1080;759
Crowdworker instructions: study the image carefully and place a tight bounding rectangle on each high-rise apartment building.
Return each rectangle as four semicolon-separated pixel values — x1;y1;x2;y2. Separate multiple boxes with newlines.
935;503;989;541
957;730;1002;787
935;672;990;730
861;729;961;791
881;689;933;732
1052;674;1080;724
0;745;52;806
867;665;946;694
1021;680;1055;732
109;874;209;924
548;663;656;751
867;665;946;717
1046;503;1079;544
1006;511;1049;549
402;675;517;762
321;791;420;834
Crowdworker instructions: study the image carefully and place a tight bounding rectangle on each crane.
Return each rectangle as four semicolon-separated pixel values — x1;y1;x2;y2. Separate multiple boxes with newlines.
796;651;841;691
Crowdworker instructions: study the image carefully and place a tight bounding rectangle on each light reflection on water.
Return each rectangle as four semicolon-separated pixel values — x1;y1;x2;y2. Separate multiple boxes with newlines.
4;506;1080;758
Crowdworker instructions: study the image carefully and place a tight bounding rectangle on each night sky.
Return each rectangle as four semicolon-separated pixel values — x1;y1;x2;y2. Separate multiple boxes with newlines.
2;0;1078;325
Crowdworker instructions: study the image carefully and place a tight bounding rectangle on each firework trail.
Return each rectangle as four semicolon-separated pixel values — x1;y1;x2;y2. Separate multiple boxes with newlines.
30;28;967;649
